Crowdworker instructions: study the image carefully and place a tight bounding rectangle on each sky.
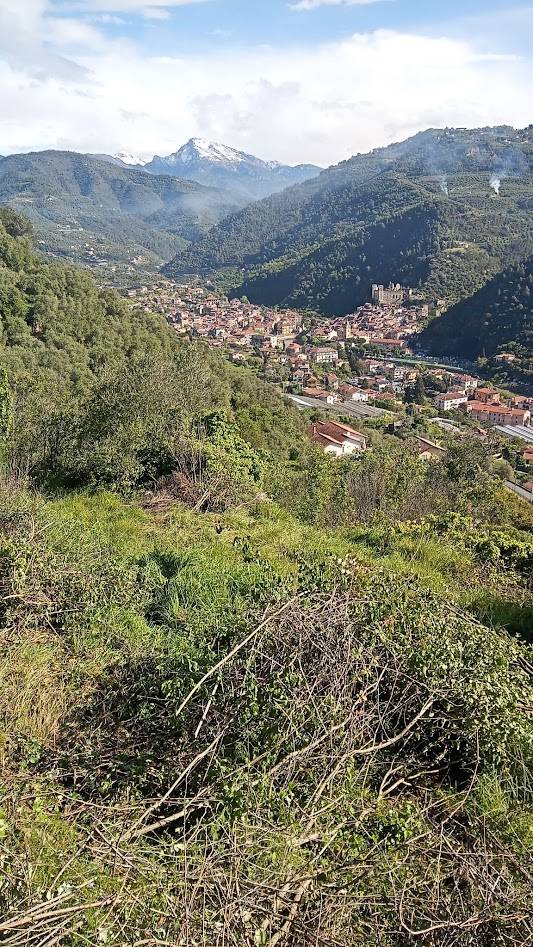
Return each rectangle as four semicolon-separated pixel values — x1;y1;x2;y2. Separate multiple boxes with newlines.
0;0;532;166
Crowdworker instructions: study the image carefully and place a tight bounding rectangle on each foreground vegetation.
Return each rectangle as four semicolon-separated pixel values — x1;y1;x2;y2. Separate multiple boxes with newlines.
0;211;532;945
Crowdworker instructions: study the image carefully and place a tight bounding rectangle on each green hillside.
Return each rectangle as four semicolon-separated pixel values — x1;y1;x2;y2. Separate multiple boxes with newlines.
165;125;533;315
1;212;533;946
421;254;533;358
0;151;241;282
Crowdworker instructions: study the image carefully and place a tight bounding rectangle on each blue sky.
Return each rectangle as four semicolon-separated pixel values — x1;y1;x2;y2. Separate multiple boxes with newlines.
77;0;533;56
0;0;532;164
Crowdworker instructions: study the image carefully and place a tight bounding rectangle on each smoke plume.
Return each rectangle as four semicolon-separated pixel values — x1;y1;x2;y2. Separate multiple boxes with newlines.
439;175;449;196
490;174;501;196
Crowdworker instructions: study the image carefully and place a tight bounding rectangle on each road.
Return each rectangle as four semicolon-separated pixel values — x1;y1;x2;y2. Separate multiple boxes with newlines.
495;425;533;445
286;393;386;419
378;353;475;374
504;481;533;504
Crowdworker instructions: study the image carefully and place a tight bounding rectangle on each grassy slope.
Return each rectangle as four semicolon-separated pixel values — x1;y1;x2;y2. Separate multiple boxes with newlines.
0;213;532;944
1;487;532;945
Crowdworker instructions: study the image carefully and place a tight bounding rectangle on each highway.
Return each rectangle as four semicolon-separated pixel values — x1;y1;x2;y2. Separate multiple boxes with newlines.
286;393;387;419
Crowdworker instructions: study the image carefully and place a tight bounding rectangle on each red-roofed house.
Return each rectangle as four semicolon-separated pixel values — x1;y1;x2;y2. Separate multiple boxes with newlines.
309;421;367;457
303;388;338;405
339;383;369;403
464;402;530;427
475;387;501;404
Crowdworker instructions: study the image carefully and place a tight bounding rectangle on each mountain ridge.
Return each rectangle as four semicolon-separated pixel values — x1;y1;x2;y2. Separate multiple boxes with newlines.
0;149;241;279
89;152;148;169
420;254;533;360
164;125;533;325
87;138;321;201
143;137;322;200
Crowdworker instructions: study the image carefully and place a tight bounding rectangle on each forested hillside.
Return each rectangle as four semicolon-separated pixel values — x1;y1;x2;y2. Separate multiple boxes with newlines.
421;254;533;358
1;212;532;946
0;207;303;487
165;125;533;316
0;151;240;279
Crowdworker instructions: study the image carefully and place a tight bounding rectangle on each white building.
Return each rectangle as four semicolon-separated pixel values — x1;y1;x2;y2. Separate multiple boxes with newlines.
349;389;369;402
309;421;367;457
435;393;469;412
309;347;339;365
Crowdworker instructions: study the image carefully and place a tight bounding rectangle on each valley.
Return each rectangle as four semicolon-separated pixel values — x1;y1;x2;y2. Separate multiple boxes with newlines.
0;150;242;282
125;276;533;490
1;126;533;945
2;126;533;381
2;0;533;934
164;127;533;348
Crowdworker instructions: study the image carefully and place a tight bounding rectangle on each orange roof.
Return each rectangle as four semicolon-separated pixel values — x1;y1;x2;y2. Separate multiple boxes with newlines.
468;402;528;418
312;432;344;448
327;419;365;438
312;420;365;442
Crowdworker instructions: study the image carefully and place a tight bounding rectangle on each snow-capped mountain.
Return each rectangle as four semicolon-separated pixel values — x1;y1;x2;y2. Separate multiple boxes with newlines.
87;152;147;170
170;139;247;167
115;152;148;167
88;139;321;202
144;138;321;200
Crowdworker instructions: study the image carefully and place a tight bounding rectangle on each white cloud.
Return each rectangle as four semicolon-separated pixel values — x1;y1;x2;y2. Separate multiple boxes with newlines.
290;0;389;9
88;13;128;23
65;0;211;12
0;3;532;167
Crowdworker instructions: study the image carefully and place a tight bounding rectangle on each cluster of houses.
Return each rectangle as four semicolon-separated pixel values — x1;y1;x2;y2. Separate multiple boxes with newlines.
308;421;446;464
310;292;434;353
126;281;304;349
296;356;421;405
125;279;532;445
124;281;429;404
435;384;532;428
125;279;434;363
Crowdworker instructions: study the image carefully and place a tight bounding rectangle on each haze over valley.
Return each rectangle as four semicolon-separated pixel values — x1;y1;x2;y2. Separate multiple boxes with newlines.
2;123;532;367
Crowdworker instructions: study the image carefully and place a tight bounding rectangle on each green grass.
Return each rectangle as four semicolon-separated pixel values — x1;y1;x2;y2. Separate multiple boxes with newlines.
1;483;532;945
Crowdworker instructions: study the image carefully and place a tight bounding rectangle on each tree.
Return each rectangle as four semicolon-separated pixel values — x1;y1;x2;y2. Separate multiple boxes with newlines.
347;349;366;375
0;207;33;239
413;375;427;405
490;458;514;482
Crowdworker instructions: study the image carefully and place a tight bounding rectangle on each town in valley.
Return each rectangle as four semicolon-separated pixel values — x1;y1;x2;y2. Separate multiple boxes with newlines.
125;279;533;495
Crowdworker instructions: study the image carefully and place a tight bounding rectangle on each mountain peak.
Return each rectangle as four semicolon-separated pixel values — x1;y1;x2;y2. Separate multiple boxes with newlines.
114;151;148;167
144;139;320;200
174;138;248;166
87;151;148;169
